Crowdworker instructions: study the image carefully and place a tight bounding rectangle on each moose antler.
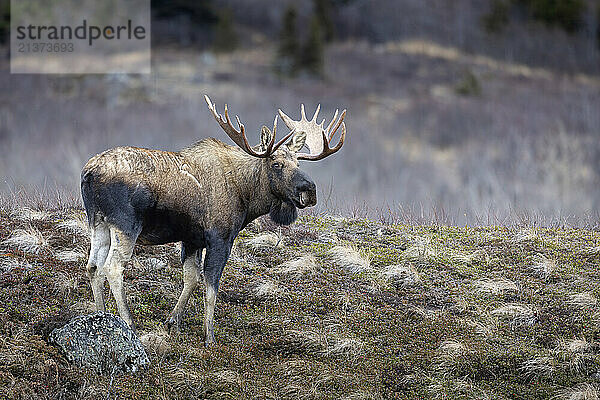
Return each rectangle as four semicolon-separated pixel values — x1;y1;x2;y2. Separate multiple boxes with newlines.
278;104;346;161
205;95;294;158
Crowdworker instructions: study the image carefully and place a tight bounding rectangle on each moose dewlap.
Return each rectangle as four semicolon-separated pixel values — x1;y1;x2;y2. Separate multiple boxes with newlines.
80;95;347;344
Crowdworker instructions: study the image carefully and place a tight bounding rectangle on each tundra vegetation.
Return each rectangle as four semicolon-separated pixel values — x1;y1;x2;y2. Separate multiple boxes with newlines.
0;204;599;399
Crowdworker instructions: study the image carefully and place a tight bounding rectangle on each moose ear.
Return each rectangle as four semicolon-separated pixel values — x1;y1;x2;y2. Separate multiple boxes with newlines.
259;126;274;151
286;131;307;153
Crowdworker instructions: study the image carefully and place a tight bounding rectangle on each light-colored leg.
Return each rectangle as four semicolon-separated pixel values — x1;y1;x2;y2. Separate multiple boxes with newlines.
167;249;203;332
204;280;217;344
86;222;111;312
104;227;136;328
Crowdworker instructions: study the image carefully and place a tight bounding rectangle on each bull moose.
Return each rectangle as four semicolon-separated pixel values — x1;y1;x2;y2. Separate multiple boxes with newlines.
81;95;347;343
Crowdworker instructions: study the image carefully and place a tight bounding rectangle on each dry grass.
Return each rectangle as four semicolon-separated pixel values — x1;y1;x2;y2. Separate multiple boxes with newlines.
531;254;557;281
139;257;169;272
274;254;319;276
55;249;86;263
2;226;52;255
520;356;555;380
556;338;596;375
211;369;241;385
53;271;80;298
379;263;421;286
513;229;539;243
324;336;364;360
434;340;472;377
252;280;283;298
139;331;172;357
465;317;499;339
329;245;371;274
557;384;599;400
567;293;598;309
245;232;283;250
56;213;88;237
474;278;518;296
11;207;52;223
491;304;537;328
402;237;440;263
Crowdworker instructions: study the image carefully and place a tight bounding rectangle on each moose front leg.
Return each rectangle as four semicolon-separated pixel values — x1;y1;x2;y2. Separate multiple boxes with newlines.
167;245;203;333
203;236;231;345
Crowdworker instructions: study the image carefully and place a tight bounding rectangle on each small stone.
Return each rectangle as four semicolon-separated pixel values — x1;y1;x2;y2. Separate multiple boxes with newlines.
49;312;149;375
140;331;172;356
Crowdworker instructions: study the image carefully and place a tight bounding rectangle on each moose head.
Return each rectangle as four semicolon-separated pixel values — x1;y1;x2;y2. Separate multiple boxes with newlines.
204;95;346;224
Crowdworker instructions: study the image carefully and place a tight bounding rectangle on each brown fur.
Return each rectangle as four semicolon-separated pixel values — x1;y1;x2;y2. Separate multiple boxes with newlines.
81;136;316;342
84;139;307;230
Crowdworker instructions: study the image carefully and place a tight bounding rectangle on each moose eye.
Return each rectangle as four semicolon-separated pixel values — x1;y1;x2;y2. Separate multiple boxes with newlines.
272;162;283;170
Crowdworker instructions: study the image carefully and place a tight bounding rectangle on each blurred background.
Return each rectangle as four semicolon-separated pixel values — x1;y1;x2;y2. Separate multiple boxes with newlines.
0;0;599;225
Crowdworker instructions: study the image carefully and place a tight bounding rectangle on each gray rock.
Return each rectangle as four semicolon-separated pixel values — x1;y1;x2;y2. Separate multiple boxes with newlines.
49;312;149;375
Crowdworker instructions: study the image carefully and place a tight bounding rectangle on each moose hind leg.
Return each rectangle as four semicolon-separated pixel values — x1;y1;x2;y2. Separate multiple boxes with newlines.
86;221;111;312
167;247;203;333
104;226;138;328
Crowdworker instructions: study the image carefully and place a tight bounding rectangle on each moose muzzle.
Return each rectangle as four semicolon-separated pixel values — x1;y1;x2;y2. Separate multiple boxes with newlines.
295;175;317;209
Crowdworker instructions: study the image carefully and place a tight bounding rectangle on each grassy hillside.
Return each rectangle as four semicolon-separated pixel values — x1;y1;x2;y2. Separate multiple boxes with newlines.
3;37;600;223
0;207;599;399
